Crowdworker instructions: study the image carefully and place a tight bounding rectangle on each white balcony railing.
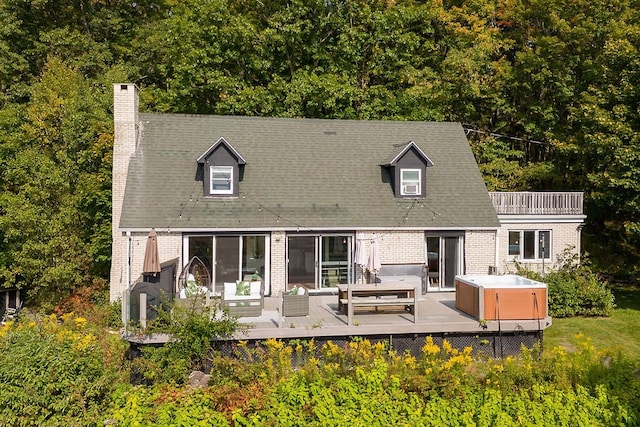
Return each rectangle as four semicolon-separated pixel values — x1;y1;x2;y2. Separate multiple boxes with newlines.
489;192;584;215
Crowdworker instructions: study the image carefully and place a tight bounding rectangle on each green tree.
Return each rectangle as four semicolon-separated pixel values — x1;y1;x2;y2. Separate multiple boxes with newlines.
0;58;113;305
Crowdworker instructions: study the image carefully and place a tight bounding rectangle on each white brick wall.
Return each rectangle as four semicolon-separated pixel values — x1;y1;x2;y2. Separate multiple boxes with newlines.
128;232;182;286
109;84;139;301
496;220;582;274
465;230;497;274
358;231;425;264
270;231;287;295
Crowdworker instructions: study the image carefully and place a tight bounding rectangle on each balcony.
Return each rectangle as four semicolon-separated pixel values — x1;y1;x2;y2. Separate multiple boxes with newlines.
489;192;584;215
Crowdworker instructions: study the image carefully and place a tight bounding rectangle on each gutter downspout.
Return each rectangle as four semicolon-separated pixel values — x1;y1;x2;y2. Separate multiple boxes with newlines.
494;229;500;274
122;231;132;328
127;231;132;291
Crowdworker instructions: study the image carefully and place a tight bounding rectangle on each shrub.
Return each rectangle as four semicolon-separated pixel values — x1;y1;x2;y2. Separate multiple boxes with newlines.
238;337;639;425
54;284;122;329
548;257;614;317
104;337;639;425
546;268;615;317
0;313;128;426
131;296;239;385
517;249;615;317
108;385;230;427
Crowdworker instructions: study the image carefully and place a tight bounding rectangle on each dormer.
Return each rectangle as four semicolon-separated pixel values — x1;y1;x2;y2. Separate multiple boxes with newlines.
383;141;434;198
197;137;246;197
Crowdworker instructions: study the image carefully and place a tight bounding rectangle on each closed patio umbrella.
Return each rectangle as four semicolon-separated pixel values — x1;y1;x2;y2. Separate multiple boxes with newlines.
367;237;381;283
142;228;161;276
355;239;368;284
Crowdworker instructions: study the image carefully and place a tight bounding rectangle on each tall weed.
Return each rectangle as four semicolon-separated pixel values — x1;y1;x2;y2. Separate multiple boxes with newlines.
0;313;127;426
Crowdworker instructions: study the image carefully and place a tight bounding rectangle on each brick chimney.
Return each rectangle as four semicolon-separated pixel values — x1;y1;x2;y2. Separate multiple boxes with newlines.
110;84;139;301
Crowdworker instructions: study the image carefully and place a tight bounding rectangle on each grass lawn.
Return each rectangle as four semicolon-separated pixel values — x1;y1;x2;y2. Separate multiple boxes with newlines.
544;285;640;362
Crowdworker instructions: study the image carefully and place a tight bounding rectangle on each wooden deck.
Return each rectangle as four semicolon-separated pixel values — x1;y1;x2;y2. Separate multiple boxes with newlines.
230;292;551;341
124;292;551;351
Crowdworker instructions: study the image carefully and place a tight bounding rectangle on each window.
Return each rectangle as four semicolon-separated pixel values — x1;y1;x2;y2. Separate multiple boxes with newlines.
508;230;551;260
210;166;233;194
186;234;269;295
400;168;421;196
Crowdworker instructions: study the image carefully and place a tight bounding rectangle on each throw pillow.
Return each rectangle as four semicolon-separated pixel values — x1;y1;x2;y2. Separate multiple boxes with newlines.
235;281;250;296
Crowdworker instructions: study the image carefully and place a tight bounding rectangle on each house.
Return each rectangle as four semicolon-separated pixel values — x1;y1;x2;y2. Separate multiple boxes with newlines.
489;191;585;275
109;84;585;304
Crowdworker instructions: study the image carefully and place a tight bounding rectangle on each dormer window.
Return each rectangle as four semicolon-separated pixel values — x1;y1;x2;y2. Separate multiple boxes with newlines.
210;166;233;194
400;169;421;196
383;141;433;199
197;137;246;198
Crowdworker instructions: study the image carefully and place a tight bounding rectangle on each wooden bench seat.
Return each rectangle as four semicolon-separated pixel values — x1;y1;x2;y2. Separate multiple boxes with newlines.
339;297;415;308
344;286;419;325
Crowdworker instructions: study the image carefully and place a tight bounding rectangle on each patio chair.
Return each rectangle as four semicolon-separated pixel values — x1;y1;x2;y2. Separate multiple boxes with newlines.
1;300;23;324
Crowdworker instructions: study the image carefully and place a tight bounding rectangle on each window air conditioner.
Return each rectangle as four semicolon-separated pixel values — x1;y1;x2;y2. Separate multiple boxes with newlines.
403;184;419;195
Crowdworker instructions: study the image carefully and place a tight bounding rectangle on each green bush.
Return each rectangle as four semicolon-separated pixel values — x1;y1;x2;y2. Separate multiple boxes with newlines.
517;249;615;317
102;336;640;425
108;385;230;427
131;296;239;385
0;313;128;426
546;269;615;317
244;337;639;425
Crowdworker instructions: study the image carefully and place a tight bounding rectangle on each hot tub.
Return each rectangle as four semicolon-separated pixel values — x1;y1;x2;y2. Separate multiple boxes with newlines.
455;275;547;321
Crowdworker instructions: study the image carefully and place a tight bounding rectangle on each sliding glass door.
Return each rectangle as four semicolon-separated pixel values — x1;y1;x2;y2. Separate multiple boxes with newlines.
426;234;463;291
287;234;352;291
287;236;316;290
320;235;350;288
215;236;240;290
185;234;269;295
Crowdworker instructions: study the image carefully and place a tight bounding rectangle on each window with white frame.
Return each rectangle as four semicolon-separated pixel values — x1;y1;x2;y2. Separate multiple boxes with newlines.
508;230;551;260
400;168;421;196
186;234;269;295
210;165;233;194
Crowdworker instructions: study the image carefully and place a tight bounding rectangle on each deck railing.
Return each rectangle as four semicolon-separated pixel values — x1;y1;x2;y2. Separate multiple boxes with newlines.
489;192;584;215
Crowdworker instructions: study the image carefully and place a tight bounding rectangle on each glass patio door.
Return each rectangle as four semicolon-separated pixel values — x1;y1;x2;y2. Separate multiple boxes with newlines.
426;234;463;291
287;234;353;291
186;234;268;295
215;236;240;293
320;236;351;289
287;235;317;290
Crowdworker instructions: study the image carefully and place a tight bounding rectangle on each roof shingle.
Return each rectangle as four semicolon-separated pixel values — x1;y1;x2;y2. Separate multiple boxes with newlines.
120;115;499;230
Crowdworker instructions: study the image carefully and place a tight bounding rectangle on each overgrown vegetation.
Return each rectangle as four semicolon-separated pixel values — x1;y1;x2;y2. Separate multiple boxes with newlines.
0;313;128;426
130;296;240;385
109;337;639;426
0;293;638;425
515;249;616;318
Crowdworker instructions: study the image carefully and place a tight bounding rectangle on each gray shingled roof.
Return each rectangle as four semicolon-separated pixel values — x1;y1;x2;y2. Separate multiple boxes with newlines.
120;115;499;230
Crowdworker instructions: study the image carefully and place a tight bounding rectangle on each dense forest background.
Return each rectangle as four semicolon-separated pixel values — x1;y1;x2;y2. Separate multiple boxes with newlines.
0;0;639;305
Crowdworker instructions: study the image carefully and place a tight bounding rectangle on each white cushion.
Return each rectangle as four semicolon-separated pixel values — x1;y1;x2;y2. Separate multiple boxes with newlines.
250;282;261;295
224;282;237;296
